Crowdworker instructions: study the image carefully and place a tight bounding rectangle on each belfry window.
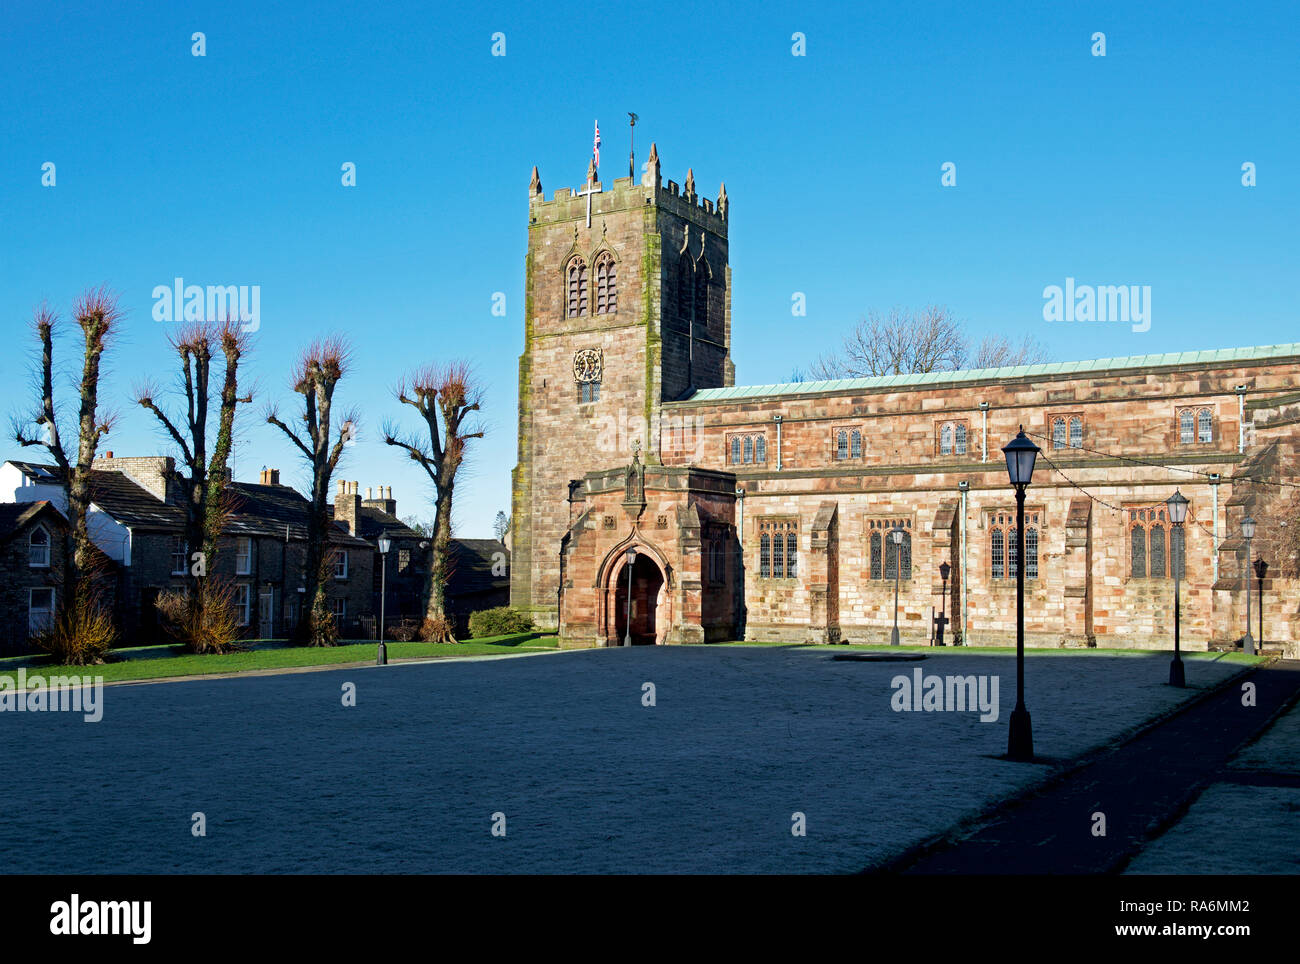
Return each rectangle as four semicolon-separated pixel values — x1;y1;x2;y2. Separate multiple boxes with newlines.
566;257;588;317
595;252;617;315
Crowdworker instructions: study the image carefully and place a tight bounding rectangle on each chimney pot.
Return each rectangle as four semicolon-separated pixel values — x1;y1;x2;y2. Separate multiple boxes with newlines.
366;487;372;500
105;451;114;459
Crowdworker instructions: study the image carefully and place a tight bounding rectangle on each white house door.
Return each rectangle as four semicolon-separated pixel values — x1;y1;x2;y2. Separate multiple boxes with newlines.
29;588;55;636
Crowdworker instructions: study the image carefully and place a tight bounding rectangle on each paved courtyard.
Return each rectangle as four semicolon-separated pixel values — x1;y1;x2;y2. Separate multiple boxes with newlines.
0;646;1249;874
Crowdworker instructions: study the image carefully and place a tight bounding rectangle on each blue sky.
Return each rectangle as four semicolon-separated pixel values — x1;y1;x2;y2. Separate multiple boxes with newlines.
1;1;1296;537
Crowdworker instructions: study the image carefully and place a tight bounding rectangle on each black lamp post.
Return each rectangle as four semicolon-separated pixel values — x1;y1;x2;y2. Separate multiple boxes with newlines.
623;546;637;647
936;561;951;646
1002;426;1040;762
1241;516;1256;655
376;534;391;665
889;526;905;646
1254;557;1268;649
1166;490;1188;687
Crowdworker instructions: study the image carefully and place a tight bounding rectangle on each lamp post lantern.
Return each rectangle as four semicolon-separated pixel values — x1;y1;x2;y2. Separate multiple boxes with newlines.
889;526;905;646
1166;490;1189;687
1241;516;1256;655
376;534;391;665
1002;426;1040;761
1254;556;1268;649
623;546;638;647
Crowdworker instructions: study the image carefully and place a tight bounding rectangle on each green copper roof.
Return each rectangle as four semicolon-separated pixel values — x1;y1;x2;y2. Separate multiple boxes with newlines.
685;342;1300;403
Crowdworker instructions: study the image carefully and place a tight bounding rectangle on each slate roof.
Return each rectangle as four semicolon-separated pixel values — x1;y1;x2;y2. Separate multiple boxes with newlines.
0;501;66;545
349;505;422;542
447;539;509;597
683;342;1300;403
8;462;369;548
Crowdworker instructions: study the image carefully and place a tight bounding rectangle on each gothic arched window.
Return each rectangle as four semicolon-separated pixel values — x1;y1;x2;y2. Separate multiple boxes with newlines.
1052;417;1067;449
954;422;967;455
1197;408;1213;443
870;530;882;580
595;252;617;315
755;436;767;463
694;257;709;330
850;430;862;459
677;254;693;325
731;436;741;464
743;436;753;464
940;423;953;455
836;430;848;460
566;257;588;318
991;528;1005;579
1069;416;1083;449
786;532;797;578
1179;409;1195;445
759;533;771;578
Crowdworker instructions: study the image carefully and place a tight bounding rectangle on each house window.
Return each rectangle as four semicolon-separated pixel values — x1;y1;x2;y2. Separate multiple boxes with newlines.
29;525;50;568
566;257;588;317
595;252;617;315
727;434;766;465
758;519;797;579
578;381;601;404
398;548;411;574
989;510;1040;579
171;535;187;575
235;584;250;626
235;537;252;575
868;519;912;580
333;550;349;579
28;587;55;636
1129;506;1179;579
332;597;347;631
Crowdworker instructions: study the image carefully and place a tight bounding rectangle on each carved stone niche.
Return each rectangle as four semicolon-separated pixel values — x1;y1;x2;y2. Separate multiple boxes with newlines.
622;451;646;521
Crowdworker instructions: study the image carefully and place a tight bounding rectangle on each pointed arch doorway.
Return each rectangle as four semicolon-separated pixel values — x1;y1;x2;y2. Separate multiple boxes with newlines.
612;552;666;645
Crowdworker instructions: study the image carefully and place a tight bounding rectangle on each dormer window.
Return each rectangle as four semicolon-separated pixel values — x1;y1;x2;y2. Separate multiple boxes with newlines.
29;525;50;567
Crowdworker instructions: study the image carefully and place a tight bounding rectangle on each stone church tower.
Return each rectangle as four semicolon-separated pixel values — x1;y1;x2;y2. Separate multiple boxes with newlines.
510;145;734;627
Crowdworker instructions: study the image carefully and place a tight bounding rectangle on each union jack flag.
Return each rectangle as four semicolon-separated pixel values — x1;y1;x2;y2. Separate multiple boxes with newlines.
593;120;601;171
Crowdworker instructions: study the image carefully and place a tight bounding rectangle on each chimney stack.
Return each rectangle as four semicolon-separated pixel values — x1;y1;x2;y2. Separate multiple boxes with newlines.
260;467;281;486
335;480;362;535
362;484;398;518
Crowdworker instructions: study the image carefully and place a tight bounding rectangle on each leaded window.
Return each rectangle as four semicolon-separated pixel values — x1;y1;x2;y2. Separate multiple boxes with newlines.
1052;417;1067;449
850;430;861;459
1197;408;1212;443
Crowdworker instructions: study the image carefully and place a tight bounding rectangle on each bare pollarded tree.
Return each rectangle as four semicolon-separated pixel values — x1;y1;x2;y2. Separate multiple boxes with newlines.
266;337;357;646
382;362;484;642
810;305;1048;379
135;320;253;652
12;287;121;663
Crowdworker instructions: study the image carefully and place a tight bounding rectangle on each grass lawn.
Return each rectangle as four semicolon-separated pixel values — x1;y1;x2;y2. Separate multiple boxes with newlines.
0;632;559;687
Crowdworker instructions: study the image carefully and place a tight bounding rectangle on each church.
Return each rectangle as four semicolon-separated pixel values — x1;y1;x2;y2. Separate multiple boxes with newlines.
509;145;1300;654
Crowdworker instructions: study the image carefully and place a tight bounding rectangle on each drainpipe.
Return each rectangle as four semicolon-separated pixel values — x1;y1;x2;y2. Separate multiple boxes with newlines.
735;484;746;639
773;414;783;471
958;481;969;645
1209;473;1220;584
979;402;990;462
1235;385;1247;453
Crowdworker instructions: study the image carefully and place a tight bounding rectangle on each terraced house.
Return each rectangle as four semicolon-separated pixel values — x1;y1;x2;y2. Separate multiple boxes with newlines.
510;147;1300;654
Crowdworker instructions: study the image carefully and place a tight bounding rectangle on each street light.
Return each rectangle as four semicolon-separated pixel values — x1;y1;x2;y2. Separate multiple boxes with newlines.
1002;426;1040;762
1166;490;1189;687
1241;516;1256;655
1254;556;1268;650
376;534;391;665
889;526;905;646
623;546;638;647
